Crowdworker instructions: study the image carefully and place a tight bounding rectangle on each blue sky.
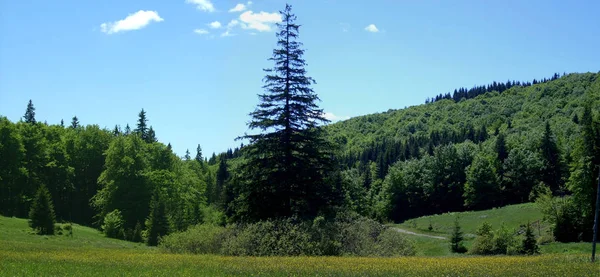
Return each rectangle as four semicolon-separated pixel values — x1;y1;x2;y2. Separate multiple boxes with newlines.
1;0;599;157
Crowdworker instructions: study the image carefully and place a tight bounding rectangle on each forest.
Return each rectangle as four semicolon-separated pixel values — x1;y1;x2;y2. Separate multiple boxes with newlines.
1;4;600;259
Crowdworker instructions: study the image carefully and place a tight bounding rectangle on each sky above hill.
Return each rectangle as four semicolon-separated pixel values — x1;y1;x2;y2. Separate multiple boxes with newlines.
1;0;599;157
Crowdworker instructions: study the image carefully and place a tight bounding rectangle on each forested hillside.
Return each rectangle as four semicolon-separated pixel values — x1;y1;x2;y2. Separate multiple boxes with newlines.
324;72;600;242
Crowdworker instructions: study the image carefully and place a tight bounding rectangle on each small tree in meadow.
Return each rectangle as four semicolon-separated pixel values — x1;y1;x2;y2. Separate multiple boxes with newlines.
521;222;540;255
450;217;467;253
29;185;56;235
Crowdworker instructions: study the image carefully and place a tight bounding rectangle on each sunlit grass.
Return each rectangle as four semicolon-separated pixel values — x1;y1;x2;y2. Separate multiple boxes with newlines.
1;215;598;276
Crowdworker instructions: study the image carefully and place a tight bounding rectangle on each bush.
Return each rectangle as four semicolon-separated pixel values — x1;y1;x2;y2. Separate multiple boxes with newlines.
374;228;416;256
102;210;124;239
470;222;520;255
160;213;416;257
160;224;226;254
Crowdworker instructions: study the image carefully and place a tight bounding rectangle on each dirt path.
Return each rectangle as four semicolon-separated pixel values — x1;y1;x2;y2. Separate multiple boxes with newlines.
391;227;447;240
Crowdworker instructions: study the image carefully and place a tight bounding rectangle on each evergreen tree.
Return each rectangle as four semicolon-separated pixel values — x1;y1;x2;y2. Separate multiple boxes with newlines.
195;144;203;163
28;185;56;235
147;126;157;143
124;124;131;135
450;216;467;253
60;119;64;127
135;109;148;142
24;100;36;124
70;116;79;129
113;125;121;136
184;149;191;161
496;133;508;163
145;193;169;246
237;4;336;221
540;122;562;192
521;222;539;255
215;158;230;208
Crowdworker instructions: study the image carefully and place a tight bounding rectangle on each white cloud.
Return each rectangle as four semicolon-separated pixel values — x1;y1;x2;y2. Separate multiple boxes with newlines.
194;29;209;35
221;30;235;37
229;3;247;12
323;112;350;122
239;11;282;32
209;21;222;29
100;10;163;34
364;24;379;33
227;19;240;29
186;0;215;12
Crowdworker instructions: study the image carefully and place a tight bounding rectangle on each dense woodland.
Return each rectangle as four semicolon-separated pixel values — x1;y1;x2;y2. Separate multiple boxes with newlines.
1;5;599;251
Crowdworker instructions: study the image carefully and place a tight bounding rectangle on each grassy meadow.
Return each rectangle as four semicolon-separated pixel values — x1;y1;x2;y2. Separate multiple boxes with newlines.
1;214;599;276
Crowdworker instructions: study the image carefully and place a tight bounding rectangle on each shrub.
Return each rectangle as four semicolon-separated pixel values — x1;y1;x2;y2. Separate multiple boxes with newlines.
159;213;416;257
28;185;56;235
374;228;416;256
469;222;495;255
102;209;124;239
160;224;227;254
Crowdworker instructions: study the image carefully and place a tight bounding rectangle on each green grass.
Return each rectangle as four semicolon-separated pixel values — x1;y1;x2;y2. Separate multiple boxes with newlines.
390;203;593;257
1;215;598;276
396;203;545;236
0;216;148;251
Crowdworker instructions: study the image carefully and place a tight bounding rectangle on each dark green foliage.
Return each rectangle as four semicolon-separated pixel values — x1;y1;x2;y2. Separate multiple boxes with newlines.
464;155;501;210
195;144;203;163
540;122;563;193
184;149;191;161
23;99;36;124
135;109;148;141
132;221;143;243
236;4;337;221
502;148;543;204
28;185;56;235
450;217;467;253
147;126;157;143
521;222;539;255
145;193;170;246
70;116;79;129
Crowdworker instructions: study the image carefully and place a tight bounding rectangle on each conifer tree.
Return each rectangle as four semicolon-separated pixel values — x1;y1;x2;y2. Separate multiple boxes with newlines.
24;100;36;124
147;126;157;143
136;109;148;141
450;216;467;253
145;193;169;246
113;125;121;136
29;185;56;235
60;119;64;127
184;149;191;161
216;158;229;207
237;4;336;221
70;116;79;128
540;122;562;192
195;144;203;163
521;222;539;255
124;124;131;135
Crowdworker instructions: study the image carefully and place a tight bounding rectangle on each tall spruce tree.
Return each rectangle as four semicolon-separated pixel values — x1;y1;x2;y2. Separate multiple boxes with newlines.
29;185;56;235
147;126;157;143
136;109;149;142
24;100;36;124
540;122;562;192
195;144;203;163
237;4;335;221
